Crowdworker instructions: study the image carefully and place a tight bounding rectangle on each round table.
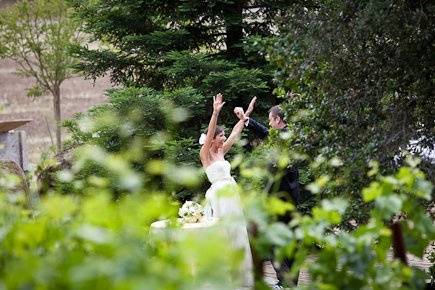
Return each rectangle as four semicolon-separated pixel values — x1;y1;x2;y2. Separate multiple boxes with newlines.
150;218;221;283
149;218;252;289
150;218;218;231
150;218;220;243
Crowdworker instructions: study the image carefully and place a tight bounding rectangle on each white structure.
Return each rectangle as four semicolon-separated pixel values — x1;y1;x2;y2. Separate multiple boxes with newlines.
0;119;31;171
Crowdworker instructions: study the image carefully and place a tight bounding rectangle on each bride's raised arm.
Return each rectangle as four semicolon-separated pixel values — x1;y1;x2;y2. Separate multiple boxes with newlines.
222;118;245;154
223;97;257;154
200;93;225;165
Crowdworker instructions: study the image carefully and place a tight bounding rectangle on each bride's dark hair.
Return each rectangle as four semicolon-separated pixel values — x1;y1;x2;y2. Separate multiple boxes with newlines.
205;126;224;138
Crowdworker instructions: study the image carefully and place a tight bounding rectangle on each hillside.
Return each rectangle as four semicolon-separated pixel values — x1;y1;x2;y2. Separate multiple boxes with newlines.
0;58;110;164
0;0;17;9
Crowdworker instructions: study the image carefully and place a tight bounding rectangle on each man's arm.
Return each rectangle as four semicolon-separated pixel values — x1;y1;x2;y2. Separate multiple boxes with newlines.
246;118;269;139
233;97;269;140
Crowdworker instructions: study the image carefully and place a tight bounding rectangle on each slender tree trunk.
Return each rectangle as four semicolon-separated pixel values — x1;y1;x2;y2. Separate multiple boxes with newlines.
390;222;408;265
224;1;244;59
53;85;62;153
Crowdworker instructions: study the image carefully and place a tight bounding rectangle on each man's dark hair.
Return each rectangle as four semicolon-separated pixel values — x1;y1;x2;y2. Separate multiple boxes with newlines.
269;105;285;121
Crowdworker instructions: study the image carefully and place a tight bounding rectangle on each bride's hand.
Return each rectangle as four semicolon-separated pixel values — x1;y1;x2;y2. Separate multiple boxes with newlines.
234;107;246;120
213;93;225;113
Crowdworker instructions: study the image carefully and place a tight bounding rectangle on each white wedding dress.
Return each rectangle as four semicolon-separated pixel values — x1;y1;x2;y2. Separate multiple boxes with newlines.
204;160;253;288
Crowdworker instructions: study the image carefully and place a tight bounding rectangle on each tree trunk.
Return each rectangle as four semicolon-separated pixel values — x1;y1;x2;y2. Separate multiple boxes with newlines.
224;1;244;59
390;222;408;265
53;85;62;153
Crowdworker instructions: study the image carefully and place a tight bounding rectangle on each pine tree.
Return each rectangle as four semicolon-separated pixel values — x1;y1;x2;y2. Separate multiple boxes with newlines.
69;0;291;129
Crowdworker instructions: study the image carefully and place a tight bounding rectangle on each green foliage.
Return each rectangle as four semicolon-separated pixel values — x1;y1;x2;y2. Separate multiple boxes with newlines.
3;108;434;289
304;162;433;290
63;0;292;173
26;84;46;98
65;87;205;162
68;0;287;87
66;0;283;114
0;191;243;289
267;0;435;221
25;1;434;286
237;127;316;218
247;159;434;289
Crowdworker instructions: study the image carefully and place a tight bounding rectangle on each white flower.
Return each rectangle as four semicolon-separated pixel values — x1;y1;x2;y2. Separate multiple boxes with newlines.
198;133;206;145
92;131;100;138
178;201;204;223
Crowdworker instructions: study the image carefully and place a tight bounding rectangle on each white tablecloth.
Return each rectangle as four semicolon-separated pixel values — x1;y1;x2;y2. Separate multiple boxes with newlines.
150;218;218;231
150;218;253;290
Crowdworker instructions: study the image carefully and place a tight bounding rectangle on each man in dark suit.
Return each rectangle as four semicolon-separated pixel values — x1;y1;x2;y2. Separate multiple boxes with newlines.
235;99;302;288
235;101;303;209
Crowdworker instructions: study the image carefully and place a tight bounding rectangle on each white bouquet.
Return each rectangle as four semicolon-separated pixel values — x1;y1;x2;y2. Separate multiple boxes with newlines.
178;201;204;223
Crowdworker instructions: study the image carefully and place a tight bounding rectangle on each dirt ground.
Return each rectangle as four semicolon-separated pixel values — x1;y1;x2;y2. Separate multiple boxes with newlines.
0;58;110;164
0;0;16;9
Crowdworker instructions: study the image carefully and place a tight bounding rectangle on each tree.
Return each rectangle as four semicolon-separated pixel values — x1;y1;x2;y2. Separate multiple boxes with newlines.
67;0;293;134
268;0;434;219
0;0;82;152
69;0;288;85
61;1;298;199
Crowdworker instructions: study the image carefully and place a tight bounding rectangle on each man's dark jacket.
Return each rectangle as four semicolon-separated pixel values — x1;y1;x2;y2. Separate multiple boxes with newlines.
247;117;306;285
246;118;302;207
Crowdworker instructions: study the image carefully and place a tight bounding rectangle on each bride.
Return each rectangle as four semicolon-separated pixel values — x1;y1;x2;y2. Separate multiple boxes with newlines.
199;93;256;288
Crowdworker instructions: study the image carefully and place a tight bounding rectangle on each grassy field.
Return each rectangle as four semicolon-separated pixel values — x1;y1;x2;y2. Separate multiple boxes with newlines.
0;58;110;164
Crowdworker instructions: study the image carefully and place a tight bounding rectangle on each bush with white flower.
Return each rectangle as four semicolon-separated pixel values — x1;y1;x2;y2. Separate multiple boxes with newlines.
178;201;204;223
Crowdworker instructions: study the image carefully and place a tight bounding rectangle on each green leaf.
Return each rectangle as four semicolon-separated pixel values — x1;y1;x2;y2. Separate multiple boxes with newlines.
75;224;112;244
375;195;403;218
41;195;78;221
265;223;294;246
362;182;382;202
396;167;414;187
413;179;433;200
313;207;342;224
306;175;330;194
267;197;295;216
26;84;46;98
